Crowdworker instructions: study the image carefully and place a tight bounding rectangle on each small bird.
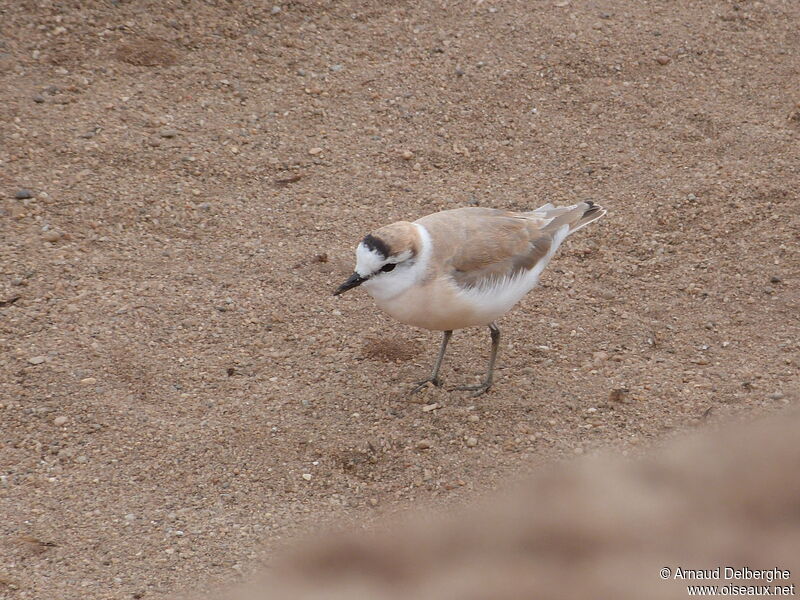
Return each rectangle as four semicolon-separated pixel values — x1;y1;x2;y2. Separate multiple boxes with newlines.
334;201;606;395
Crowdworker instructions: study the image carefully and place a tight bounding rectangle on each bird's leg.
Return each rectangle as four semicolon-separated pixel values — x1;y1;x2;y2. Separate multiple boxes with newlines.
410;330;453;394
455;322;500;396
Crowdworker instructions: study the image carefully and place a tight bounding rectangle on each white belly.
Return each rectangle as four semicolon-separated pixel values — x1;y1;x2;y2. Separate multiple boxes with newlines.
368;275;532;331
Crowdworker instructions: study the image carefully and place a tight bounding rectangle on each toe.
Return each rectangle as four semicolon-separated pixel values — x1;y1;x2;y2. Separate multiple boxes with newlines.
410;377;443;394
453;382;492;395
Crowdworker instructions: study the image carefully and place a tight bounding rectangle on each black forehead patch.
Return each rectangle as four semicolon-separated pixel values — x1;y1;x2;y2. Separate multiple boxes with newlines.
362;234;390;258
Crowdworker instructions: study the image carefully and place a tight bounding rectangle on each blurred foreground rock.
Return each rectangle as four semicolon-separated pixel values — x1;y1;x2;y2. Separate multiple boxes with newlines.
232;412;800;600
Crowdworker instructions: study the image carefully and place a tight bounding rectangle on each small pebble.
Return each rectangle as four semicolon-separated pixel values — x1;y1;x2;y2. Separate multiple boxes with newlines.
655;55;671;65
308;147;323;155
271;5;281;14
33;94;45;103
76;455;88;464
53;416;68;426
770;276;782;284
43;230;62;243
468;414;479;423
329;64;343;72
768;392;785;401
301;473;312;481
159;128;178;138
401;150;414;161
416;439;432;450
15;189;34;199
609;388;630;403
80;377;97;386
465;437;478;448
28;356;46;365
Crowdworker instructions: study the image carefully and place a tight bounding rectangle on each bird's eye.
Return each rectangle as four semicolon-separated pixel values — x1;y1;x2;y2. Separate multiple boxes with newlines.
380;263;396;273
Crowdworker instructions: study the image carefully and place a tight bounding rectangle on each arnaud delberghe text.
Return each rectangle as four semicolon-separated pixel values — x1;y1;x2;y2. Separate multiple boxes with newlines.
674;567;791;582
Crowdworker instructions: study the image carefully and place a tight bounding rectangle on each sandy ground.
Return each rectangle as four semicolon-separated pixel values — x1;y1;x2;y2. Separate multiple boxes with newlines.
1;0;798;598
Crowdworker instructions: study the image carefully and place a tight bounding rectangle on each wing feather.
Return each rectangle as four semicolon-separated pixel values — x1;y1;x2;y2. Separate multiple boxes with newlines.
415;203;602;291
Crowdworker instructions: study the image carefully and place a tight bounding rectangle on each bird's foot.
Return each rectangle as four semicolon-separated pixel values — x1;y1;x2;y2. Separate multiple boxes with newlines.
453;380;493;397
410;376;443;395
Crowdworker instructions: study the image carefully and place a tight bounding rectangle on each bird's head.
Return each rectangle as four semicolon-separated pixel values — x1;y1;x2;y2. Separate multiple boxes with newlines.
334;221;420;296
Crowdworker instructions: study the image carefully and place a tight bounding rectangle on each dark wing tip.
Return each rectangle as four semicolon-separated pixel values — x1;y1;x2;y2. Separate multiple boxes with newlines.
582;201;604;218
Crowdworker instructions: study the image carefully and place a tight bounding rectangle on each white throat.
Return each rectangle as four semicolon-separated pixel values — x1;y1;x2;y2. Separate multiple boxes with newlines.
362;223;432;301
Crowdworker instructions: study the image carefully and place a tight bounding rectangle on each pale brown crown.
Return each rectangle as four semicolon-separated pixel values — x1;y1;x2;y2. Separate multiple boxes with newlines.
367;221;420;258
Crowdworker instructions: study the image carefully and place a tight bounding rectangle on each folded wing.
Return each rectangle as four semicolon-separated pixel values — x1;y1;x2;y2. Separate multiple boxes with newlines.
416;202;604;291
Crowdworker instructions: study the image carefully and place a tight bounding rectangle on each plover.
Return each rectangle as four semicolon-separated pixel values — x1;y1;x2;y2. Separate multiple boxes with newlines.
334;201;606;395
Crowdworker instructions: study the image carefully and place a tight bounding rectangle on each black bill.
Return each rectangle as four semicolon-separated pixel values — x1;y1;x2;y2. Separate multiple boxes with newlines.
334;272;366;296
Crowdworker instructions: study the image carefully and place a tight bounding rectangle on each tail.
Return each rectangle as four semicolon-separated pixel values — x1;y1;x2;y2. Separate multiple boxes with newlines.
572;200;606;232
529;201;606;235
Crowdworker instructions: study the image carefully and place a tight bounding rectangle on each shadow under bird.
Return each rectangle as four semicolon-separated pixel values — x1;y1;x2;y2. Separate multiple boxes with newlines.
334;201;606;395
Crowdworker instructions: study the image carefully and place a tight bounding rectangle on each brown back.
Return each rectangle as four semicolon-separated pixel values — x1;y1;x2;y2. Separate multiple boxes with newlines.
416;204;600;289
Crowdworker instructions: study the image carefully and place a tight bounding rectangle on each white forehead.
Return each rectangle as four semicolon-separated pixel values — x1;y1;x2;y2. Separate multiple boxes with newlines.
355;243;385;277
